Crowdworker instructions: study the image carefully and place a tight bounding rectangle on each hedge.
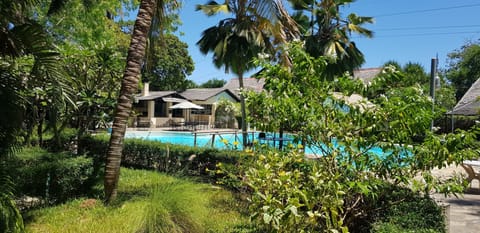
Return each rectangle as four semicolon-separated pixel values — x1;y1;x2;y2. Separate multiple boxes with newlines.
78;134;244;177
6;147;97;203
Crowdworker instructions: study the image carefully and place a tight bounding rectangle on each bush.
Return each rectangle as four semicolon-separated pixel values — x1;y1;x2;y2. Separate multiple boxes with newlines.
367;184;446;233
7;147;98;203
42;128;79;152
0;193;24;233
221;148;446;233
79;134;243;178
371;222;439;233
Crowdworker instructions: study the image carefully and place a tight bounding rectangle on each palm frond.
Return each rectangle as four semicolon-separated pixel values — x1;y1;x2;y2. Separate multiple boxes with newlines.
0;67;25;158
347;13;374;37
196;1;230;16
0;0;40;24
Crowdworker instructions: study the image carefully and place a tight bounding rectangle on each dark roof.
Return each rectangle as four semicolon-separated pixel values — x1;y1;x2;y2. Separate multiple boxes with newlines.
224;77;265;97
179;88;240;101
353;68;382;84
135;91;176;101
448;78;480;115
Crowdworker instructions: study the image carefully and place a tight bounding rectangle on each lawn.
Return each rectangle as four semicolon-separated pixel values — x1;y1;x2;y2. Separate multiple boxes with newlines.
24;168;250;233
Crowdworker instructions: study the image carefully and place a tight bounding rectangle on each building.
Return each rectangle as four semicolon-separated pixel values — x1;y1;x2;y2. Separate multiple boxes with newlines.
133;83;239;128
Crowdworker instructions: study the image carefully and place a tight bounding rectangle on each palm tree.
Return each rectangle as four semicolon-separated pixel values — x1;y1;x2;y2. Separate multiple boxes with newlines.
197;0;299;147
104;0;178;203
290;0;373;79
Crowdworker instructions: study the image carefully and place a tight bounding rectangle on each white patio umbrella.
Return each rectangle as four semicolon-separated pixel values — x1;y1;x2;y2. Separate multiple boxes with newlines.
169;101;204;110
169;101;204;122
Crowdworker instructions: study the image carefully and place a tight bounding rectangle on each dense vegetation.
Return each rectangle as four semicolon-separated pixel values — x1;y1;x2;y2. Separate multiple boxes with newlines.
2;0;480;232
6;136;453;232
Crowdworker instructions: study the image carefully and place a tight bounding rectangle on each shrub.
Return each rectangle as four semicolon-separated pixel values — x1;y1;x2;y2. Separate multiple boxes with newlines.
7;147;98;203
42;128;79;152
367;185;446;233
371;222;439;233
224;148;446;233
0;193;24;233
79;134;243;178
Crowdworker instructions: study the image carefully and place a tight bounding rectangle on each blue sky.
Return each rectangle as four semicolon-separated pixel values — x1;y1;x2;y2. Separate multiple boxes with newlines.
176;0;480;84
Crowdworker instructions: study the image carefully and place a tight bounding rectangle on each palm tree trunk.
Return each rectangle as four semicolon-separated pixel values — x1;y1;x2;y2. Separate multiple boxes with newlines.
104;0;157;204
238;73;248;147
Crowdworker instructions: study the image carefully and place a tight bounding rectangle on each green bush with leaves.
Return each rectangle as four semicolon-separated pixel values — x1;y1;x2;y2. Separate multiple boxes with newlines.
6;147;97;203
0;174;24;233
242;43;479;232
240;149;447;233
215;99;240;129
79;134;243;177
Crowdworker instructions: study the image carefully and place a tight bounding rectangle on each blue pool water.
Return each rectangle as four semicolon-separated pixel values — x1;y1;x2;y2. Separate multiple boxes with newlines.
124;131;390;156
125;131;261;150
125;131;308;151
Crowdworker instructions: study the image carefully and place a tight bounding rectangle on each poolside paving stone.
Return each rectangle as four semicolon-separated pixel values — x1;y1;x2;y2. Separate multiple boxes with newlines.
432;165;480;233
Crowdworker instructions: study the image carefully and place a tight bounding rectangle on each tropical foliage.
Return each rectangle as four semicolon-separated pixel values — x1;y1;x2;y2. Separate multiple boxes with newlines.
105;0;187;203
197;0;300;146
214;99;240;128
1;0;480;231
242;43;479;232
446;40;480;100
1;0;65;230
200;78;227;88
142;34;195;91
289;0;373;79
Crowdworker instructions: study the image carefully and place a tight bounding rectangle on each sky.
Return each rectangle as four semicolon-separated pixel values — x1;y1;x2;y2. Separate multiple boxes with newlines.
175;0;480;85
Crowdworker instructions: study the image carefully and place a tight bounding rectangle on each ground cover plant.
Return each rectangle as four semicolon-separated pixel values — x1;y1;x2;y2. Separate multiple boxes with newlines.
24;168;250;233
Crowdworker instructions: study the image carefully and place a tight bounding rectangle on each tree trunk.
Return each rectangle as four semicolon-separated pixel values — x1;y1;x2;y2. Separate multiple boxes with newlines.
104;0;156;204
238;73;248;147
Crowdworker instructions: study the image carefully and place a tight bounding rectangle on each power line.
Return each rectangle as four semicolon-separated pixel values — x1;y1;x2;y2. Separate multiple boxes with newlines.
375;25;480;32
353;31;480;39
373;3;480;18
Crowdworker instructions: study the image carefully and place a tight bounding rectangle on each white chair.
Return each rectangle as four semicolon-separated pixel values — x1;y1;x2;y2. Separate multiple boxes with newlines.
461;160;480;188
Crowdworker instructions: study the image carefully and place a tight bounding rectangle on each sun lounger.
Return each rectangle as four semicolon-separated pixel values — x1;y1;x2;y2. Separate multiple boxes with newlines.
461;160;480;188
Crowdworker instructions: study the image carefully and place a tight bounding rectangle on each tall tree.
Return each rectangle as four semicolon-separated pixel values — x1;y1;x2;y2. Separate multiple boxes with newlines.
36;0;134;140
446;40;480;100
143;34;195;91
290;0;373;79
200;78;226;88
403;62;429;85
196;0;299;147
382;61;429;86
104;0;183;203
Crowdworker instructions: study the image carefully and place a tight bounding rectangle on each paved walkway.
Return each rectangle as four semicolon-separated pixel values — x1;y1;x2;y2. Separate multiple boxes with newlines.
432;165;480;233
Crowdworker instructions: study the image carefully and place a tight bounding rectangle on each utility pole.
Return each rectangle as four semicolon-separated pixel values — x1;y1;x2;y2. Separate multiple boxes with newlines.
430;58;438;131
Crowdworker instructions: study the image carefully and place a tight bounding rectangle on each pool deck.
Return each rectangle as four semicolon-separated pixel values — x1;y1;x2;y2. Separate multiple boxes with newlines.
431;165;480;233
127;127;242;133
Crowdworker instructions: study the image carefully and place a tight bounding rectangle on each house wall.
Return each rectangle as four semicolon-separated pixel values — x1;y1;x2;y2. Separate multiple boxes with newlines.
189;93;237;127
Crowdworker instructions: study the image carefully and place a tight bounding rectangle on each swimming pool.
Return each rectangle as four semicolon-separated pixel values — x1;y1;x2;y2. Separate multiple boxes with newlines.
125;131;268;150
124;130;387;156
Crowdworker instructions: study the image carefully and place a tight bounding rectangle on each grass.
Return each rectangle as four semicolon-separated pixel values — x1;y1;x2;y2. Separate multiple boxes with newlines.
24;168;250;233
